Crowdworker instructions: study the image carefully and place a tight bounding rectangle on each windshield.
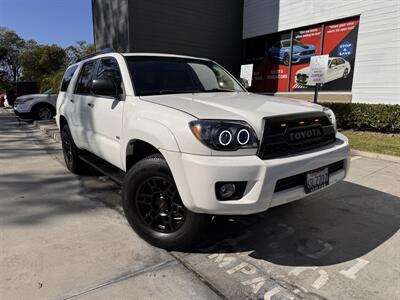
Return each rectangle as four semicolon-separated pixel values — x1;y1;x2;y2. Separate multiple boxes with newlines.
126;56;245;96
292;39;307;48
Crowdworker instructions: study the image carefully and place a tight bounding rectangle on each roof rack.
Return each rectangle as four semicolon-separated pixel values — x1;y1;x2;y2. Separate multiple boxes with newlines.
76;48;114;62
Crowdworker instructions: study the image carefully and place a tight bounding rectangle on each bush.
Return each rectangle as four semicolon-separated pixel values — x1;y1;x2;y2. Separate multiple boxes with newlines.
323;103;400;133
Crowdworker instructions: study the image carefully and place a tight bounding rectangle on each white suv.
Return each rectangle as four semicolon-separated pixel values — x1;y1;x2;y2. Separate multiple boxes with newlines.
57;50;350;249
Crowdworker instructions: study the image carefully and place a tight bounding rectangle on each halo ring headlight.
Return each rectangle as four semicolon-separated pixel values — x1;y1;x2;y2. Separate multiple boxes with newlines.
237;129;250;145
218;130;232;146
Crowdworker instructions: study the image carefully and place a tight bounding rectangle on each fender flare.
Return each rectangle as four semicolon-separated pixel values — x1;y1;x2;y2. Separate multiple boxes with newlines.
121;118;181;170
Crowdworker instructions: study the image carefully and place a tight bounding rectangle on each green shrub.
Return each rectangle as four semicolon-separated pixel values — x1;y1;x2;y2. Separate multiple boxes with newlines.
323;103;400;133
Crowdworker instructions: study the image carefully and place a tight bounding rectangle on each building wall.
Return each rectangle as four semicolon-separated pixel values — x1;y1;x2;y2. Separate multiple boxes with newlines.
92;0;130;52
243;0;400;104
128;0;244;76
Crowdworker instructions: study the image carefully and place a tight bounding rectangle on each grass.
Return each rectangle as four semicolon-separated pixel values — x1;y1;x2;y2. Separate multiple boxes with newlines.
341;130;400;157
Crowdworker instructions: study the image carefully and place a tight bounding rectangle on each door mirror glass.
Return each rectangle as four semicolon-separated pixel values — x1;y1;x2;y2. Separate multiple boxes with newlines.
91;78;118;98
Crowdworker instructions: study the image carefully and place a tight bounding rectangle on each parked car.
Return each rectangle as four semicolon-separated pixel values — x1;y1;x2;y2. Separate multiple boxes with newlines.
13;89;57;120
0;92;5;107
57;50;349;249
268;39;316;65
296;57;351;86
5;81;40;107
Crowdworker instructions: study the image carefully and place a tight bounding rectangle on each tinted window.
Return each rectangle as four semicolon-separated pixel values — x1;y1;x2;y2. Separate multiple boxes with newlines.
75;61;96;95
96;58;123;95
61;65;78;92
126;57;244;96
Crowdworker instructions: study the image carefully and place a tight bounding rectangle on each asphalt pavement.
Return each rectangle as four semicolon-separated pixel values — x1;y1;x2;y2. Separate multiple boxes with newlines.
1;108;399;299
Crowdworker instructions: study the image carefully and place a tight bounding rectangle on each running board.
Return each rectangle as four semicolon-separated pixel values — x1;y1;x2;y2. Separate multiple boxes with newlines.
79;153;125;185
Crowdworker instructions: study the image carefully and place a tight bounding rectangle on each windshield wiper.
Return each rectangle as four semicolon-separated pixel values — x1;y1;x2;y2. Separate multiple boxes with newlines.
158;89;204;95
204;88;236;92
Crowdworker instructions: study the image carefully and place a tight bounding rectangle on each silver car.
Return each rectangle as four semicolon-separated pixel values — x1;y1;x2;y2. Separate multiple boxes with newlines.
14;89;57;120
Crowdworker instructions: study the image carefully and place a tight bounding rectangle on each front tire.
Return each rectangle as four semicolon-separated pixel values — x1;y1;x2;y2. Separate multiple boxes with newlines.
343;68;349;78
33;104;55;120
283;53;290;66
122;154;207;250
61;124;84;174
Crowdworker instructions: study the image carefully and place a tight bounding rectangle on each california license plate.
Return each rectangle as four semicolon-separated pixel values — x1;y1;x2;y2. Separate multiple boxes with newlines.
305;167;329;193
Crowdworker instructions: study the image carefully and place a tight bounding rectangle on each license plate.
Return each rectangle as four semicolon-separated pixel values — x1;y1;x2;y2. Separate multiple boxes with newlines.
305;167;329;193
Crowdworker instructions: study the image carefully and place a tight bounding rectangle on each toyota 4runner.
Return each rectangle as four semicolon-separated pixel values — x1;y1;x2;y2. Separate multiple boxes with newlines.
56;50;350;249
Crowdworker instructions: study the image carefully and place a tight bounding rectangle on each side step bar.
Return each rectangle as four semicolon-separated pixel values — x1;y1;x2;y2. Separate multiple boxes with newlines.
79;153;125;185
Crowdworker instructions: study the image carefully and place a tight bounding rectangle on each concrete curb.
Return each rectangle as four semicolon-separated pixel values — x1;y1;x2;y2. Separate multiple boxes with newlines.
351;149;400;163
33;119;61;142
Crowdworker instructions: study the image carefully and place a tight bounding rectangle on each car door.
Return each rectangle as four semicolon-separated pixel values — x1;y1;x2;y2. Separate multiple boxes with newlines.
86;57;124;169
71;60;97;150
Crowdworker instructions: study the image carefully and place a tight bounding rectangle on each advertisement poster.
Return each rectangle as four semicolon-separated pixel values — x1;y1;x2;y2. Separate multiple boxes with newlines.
242;16;360;93
290;25;322;91
320;17;359;91
265;31;291;92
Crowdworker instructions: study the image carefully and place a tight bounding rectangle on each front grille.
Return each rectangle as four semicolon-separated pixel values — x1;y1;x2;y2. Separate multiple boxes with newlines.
301;50;315;55
296;74;308;83
274;160;344;192
258;112;336;160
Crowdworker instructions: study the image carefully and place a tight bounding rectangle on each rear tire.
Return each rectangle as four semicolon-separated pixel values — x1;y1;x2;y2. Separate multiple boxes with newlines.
61;124;84;174
122;154;207;250
343;68;349;78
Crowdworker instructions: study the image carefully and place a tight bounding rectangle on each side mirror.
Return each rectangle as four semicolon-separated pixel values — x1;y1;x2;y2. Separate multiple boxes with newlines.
92;78;118;98
239;78;250;89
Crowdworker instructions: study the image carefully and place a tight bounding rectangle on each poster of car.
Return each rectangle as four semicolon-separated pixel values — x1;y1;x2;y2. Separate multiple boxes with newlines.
290;26;322;91
264;31;291;92
242;16;360;94
320;17;359;91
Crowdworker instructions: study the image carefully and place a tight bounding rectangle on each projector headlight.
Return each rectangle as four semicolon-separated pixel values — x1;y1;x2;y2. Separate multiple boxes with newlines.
323;107;337;132
189;120;258;151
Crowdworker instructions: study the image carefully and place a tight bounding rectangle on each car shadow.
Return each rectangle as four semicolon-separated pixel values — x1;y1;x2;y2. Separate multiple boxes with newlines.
193;181;400;267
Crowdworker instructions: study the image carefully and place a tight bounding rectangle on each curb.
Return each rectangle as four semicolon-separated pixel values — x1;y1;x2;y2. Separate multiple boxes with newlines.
33;119;61;142
351;149;400;163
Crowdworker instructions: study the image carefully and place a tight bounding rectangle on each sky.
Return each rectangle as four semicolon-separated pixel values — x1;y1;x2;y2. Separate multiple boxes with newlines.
0;0;93;47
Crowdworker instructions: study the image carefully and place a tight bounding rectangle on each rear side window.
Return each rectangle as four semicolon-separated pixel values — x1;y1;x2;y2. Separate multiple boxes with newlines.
60;65;78;92
75;61;96;95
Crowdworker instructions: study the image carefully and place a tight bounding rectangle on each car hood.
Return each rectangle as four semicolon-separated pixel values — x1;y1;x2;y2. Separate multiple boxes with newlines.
16;94;47;100
140;92;323;134
293;44;315;52
296;66;310;75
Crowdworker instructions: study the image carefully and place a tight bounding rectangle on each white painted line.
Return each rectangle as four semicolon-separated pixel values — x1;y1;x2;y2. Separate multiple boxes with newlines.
312;270;329;289
340;258;369;279
241;277;266;294
264;287;281;300
226;262;257;275
289;266;317;277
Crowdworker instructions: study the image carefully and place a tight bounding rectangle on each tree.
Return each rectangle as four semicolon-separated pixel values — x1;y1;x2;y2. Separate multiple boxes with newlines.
20;43;67;82
65;41;96;64
0;27;25;82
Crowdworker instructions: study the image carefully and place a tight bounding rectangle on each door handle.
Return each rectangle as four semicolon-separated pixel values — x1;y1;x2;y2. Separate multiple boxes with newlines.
88;103;94;108
70;99;74;103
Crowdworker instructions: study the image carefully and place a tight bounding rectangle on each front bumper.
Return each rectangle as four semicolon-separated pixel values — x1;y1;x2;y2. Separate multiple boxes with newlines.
162;133;350;215
13;108;32;119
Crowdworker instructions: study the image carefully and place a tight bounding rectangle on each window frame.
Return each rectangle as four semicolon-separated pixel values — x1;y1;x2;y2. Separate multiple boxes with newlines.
93;56;125;100
74;59;98;96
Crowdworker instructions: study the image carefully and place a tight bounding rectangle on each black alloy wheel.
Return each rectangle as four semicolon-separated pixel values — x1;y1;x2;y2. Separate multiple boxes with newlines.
135;176;186;233
122;154;207;250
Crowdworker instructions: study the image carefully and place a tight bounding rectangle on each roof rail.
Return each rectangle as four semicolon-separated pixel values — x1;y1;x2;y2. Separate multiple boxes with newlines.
75;48;115;62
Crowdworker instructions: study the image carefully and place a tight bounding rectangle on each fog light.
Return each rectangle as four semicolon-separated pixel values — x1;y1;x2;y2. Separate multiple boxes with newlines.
215;181;247;201
219;183;236;199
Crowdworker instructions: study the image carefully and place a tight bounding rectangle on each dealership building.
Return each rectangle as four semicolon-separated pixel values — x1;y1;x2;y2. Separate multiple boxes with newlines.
92;0;399;104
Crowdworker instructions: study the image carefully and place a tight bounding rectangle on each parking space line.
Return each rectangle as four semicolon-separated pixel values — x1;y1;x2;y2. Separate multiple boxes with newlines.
340;258;369;280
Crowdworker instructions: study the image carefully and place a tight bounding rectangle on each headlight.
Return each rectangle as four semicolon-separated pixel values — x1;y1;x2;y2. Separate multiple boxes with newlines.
293;52;300;55
189;120;258;151
323;107;337;132
15;98;34;104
